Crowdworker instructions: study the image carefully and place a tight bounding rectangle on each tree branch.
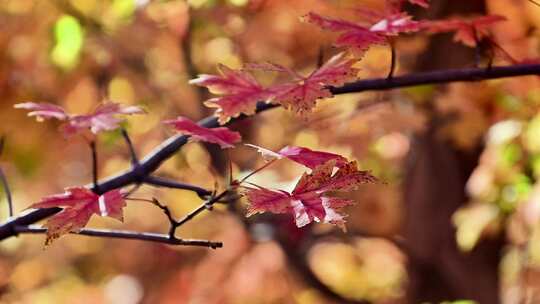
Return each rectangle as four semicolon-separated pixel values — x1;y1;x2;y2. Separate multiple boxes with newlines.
1;63;539;241
13;225;222;248
144;175;212;198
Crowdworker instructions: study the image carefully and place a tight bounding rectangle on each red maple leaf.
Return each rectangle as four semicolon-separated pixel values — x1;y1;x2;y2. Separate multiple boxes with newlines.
189;64;272;124
28;188;126;245
15;102;145;137
247;144;348;169
244;160;378;229
257;53;358;115
164;116;242;148
421;15;506;47
303;12;420;55
407;0;429;7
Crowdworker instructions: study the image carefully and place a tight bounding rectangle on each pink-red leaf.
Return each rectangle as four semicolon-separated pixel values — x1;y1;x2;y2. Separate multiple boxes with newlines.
244;160;378;229
29;187;126;245
164;116;242;148
15;102;145;137
421;15;506;47
304;12;420;55
190;64;272;124
14;102;68;121
369;13;421;36
267;53;359;115
303;12;386;54
247;144;348;169
406;0;429;8
64;103;145;136
244;186;292;217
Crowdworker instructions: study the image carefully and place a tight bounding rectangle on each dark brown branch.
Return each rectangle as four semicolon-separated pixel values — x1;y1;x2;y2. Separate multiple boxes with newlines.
13;225;222;248
144;175;212;198
1;63;540;242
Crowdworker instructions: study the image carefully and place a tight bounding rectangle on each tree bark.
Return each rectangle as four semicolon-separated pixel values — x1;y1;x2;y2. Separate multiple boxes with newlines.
404;1;503;303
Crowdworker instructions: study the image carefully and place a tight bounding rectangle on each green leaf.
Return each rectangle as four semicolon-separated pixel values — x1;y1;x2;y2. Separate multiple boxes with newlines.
51;15;84;70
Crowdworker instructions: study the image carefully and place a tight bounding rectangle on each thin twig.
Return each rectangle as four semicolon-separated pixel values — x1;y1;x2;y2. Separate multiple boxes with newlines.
13;225;222;248
144;176;212;198
387;39;397;79
149;198;178;238
175;190;230;228
0;137;12;217
121;129;139;166
0;170;13;218
236;159;277;185
90;141;99;192
2;63;540;241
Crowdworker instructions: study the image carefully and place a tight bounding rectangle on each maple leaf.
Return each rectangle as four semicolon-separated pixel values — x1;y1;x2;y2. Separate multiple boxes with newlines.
407;0;429;7
246;144;348;169
28;187;126;245
369;12;421;36
257;53;358;115
189;64;272;124
13;102;68;121
421;15;506;47
303;12;386;54
303;12;420;55
164;116;242;148
63;103;145;136
244;160;378;229
15;102;145;137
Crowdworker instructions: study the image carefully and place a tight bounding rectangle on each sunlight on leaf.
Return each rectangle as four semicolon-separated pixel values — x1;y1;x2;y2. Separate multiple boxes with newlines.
453;204;499;252
51;15;84;70
110;0;136;19
228;0;249;7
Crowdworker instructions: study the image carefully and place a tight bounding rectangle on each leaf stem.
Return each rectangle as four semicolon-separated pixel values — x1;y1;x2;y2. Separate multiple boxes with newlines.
387;39;397;79
0;137;12;217
0;169;13;218
90;141;99;193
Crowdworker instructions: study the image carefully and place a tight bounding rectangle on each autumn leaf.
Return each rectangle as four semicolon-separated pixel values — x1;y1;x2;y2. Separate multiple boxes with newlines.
303;12;420;55
15;102;145;137
28;187;126;245
246;144;348;169
164;116;242;148
262;53;359;115
407;0;429;7
13;102;68;121
245;185;292;216
369;12;421;36
244;160;378;229
303;12;386;55
190;64;272;124
421;15;506;47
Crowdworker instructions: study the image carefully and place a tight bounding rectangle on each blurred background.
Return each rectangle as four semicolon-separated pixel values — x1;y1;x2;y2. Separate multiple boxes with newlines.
0;0;540;303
